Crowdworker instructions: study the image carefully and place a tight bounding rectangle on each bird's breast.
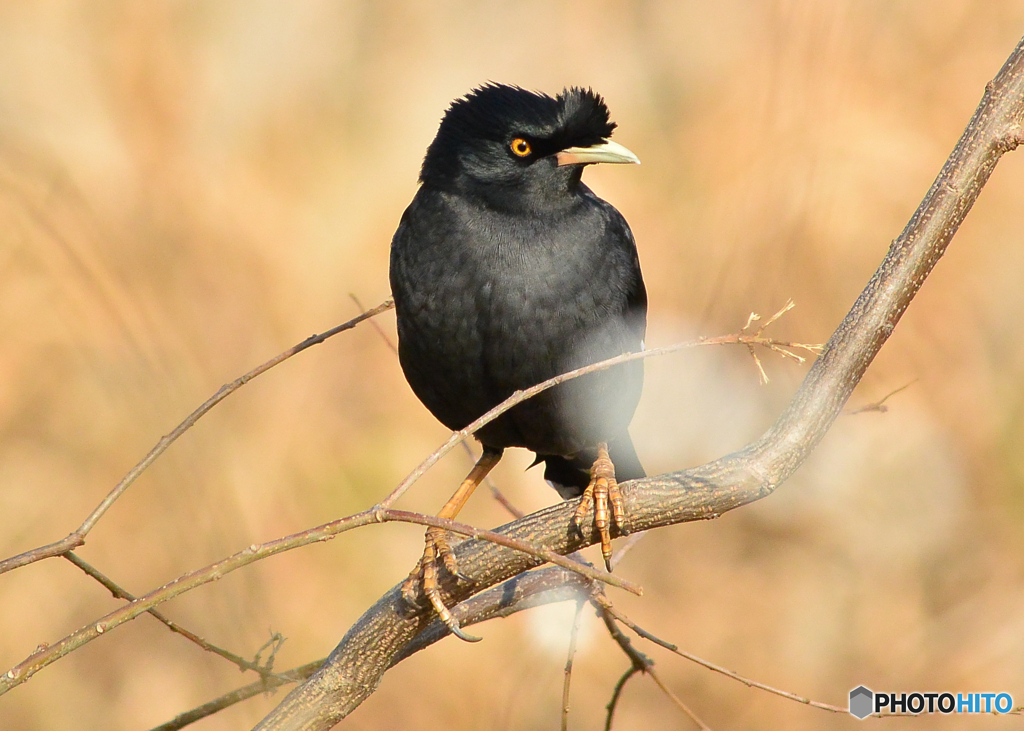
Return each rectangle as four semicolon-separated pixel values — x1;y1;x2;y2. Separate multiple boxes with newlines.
391;188;643;449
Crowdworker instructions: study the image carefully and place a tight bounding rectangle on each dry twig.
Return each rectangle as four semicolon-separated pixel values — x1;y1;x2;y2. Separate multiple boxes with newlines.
846;379;918;414
0;299;396;576
596;598;847;714
561;599;587;731
594;590;713;730
63;553;288;681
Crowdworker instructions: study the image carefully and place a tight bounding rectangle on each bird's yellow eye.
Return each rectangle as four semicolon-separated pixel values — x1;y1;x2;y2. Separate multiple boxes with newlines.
509;138;532;157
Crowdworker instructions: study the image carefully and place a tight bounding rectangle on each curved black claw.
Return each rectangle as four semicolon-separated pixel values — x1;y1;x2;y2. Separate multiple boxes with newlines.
425;585;482;643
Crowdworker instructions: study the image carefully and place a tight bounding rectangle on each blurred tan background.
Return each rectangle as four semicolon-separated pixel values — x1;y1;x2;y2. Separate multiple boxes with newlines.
2;1;1023;729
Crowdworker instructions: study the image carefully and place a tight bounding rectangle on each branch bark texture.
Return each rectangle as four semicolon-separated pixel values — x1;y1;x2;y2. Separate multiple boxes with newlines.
255;37;1024;731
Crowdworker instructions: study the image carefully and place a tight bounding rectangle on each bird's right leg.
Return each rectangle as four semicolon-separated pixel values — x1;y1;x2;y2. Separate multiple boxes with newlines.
402;446;503;642
572;442;625;572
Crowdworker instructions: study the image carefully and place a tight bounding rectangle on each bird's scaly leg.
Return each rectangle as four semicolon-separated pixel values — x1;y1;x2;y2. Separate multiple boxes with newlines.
572;442;625;571
401;446;503;642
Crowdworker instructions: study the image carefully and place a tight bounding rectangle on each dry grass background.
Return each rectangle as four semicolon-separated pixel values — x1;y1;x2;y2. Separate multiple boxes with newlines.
1;2;1023;729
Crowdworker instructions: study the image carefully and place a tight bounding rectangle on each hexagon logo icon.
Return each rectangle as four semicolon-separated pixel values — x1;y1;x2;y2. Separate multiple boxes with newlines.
849;686;873;719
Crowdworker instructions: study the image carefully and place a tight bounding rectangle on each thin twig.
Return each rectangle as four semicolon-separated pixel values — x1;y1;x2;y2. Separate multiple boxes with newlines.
63;553;288;681
251;633;287;676
561;599;586;731
596;599;847;714
148;659;326;731
0;298;396;576
604;666;642;731
607;533;646;571
759;299;794;330
350;293;399;355
747;344;769;384
596;595;654;731
379;322;816;509
645;668;712;730
847;379;918;414
596;593;713;729
596;593;711;730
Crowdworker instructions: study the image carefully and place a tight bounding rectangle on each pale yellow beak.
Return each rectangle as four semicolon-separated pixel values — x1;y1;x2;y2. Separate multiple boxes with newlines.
555;138;640;166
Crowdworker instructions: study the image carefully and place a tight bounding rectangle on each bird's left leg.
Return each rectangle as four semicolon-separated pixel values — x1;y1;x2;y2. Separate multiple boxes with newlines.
402;446;503;642
572;442;626;571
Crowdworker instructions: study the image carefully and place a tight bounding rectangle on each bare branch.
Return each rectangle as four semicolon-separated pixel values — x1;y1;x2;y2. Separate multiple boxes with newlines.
598;599;847;714
596;594;713;730
148;659;326;731
560;599;586;731
63;553;287;680
846;379;918;414
604;665;642;731
645;669;712;731
596;597;655;731
0;298;396;576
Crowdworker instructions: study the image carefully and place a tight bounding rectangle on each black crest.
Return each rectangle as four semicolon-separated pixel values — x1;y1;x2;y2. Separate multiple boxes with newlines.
420;84;617;186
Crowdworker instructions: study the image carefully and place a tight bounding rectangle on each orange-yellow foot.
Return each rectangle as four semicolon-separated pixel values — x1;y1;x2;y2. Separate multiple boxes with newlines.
571;442;626;571
401;526;481;642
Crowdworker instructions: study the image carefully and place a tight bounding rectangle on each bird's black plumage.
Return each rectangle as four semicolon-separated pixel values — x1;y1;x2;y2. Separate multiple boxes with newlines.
390;83;646;496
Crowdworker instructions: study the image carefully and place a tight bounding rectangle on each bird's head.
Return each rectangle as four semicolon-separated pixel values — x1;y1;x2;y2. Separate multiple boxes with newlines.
419;84;639;210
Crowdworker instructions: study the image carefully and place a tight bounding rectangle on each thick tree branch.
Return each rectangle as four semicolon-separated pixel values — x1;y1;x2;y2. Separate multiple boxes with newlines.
254;38;1024;731
150;565;594;730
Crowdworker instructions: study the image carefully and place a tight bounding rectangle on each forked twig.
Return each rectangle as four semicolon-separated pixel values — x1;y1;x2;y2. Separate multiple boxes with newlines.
739;300;822;384
595;592;712;730
596;598;847;714
0;298;396;575
0;508;638;694
63;553;288;681
147;659;326;731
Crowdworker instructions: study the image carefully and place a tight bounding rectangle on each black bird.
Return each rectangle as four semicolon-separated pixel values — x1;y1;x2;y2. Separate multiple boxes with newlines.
390;84;646;640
